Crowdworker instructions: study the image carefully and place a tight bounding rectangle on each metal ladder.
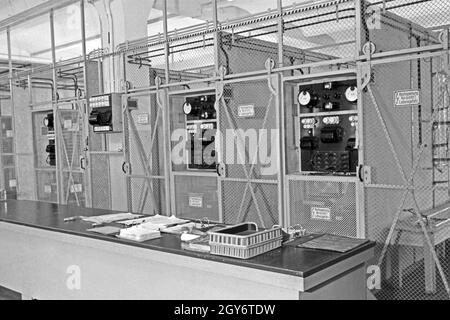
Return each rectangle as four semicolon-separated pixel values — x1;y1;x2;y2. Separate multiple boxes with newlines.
431;71;450;207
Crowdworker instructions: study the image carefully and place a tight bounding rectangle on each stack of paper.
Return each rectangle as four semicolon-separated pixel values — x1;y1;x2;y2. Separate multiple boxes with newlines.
81;213;143;225
118;214;189;229
161;222;196;234
87;226;122;235
117;225;161;242
183;235;211;253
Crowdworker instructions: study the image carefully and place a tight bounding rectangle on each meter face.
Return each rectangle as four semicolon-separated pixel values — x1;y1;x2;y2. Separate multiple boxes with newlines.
345;86;358;102
298;91;312;106
183;102;192;115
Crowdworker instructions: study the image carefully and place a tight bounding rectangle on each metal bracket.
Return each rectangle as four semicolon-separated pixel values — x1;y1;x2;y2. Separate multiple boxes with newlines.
439;29;450;76
360;63;372;89
216;65;227;101
122;161;131;175
360;42;375;89
265;58;277;95
359;165;372;184
155;76;164;109
216;163;225;177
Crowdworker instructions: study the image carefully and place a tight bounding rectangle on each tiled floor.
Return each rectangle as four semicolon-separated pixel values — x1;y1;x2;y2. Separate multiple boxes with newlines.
0;286;21;300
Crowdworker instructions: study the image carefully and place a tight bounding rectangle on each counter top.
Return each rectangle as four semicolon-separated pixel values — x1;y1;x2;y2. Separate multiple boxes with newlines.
0;200;374;278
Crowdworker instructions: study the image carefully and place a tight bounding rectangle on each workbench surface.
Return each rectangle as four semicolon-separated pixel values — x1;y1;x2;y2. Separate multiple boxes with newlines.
0;200;374;279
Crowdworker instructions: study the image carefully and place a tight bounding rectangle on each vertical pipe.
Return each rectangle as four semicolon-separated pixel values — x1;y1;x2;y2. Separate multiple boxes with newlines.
277;0;283;68
7;26;18;200
121;52;132;212
277;73;286;227
80;0;92;207
163;0;170;83
277;0;286;227
355;0;366;238
27;75;32;107
212;0;224;223
212;0;219;71
50;9;62;204
354;0;364;58
163;0;176;215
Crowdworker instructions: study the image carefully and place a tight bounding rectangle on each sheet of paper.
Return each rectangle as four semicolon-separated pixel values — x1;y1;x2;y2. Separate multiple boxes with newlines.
87;226;122;235
298;234;369;253
161;222;196;234
81;213;143;225
117;214;189;227
117;225;162;242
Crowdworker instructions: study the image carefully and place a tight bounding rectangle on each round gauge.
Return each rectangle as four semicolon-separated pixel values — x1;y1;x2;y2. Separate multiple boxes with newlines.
345;86;358;102
298;91;312;106
43;116;53;128
183;102;192;115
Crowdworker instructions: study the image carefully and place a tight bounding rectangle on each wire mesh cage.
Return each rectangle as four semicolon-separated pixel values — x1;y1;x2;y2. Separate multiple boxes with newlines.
282;0;357;60
124;90;168;215
173;175;219;221
289;178;359;237
362;0;443;54
362;50;450;299
218;19;280;74
169;34;215;82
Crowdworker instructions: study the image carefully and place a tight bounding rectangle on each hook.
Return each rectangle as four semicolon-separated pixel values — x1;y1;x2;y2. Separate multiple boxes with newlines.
265;58;277;95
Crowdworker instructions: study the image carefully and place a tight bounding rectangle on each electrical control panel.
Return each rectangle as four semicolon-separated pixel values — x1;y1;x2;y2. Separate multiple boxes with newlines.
298;79;358;174
43;113;56;166
88;93;124;133
183;94;217;170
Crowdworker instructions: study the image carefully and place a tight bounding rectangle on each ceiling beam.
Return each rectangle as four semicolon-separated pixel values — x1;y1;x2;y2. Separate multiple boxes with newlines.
0;0;80;32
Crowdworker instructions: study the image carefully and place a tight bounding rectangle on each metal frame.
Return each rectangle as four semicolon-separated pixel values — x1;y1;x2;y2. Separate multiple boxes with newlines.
215;69;283;228
167;85;218;219
3;0;450;299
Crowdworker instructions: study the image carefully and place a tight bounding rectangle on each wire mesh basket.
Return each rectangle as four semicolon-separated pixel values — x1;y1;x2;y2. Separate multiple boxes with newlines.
209;223;283;259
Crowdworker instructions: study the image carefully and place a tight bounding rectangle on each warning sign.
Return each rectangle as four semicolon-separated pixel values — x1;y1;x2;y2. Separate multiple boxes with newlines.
394;90;420;107
188;194;203;208
311;207;331;221
237;104;255;118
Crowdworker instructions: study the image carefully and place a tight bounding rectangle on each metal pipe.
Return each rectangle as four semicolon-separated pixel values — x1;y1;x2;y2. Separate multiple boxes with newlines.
50;9;62;204
81;0;93;207
106;0;116;91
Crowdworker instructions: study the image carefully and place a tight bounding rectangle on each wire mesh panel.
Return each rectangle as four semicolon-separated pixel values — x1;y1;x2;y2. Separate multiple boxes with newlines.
35;170;58;203
217;17;280;74
362;0;443;54
168;34;215;83
173;175;219;221
0;116;17;198
289;178;358;237
124;90;168;215
10;85;36;200
56;102;87;207
169;86;218;219
362;53;450;300
217;75;281;228
61;172;85;207
221;180;279;227
282;0;357;60
89;153;111;210
365;0;450;31
126;44;167;90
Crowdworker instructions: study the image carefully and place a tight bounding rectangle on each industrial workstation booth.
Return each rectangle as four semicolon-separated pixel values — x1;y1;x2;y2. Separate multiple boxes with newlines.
0;0;450;301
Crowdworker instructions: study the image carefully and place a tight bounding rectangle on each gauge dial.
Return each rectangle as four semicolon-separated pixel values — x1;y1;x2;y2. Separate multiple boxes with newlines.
345;86;358;102
183;102;192;115
298;91;312;106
